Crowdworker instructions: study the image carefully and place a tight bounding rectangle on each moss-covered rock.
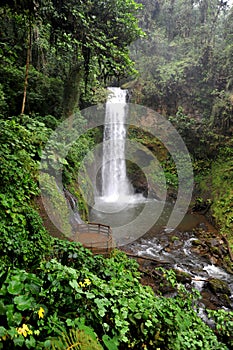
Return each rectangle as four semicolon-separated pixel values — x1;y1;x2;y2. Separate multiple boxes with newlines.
174;269;192;284
39;173;72;238
197;147;233;245
207;278;231;296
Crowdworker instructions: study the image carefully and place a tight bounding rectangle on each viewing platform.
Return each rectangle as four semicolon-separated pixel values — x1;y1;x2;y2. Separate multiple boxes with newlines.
73;222;114;254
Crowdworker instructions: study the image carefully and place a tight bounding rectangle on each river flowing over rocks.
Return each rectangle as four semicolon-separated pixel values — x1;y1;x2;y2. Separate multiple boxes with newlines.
123;216;233;311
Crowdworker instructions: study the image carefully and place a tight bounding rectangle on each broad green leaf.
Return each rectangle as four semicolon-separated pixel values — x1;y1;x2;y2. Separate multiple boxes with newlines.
0;300;5;315
102;335;119;350
69;280;82;292
13;335;24;347
13;295;35;311
25;336;36;348
7;280;24;295
0;326;6;337
7;311;22;326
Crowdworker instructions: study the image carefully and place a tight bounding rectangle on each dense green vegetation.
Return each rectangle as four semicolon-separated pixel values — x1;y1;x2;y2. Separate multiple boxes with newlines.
131;0;233;123
0;0;233;349
129;0;233;244
1;239;232;349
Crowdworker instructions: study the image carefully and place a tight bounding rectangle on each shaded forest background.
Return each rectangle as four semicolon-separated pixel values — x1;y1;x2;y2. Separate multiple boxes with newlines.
132;0;233;134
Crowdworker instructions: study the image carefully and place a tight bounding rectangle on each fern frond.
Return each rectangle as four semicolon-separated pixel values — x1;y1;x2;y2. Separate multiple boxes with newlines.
50;328;103;350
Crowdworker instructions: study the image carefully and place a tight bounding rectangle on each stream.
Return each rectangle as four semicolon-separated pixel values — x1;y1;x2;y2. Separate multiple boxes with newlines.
90;201;233;311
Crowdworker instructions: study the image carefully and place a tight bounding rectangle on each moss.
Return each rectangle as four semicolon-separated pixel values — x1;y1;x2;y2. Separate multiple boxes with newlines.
207;278;231;296
39;173;72;238
68;182;90;222
211;154;233;244
197;147;233;245
171;236;179;242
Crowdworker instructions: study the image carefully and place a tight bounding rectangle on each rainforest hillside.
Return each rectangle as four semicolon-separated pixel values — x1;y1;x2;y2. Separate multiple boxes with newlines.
0;0;232;349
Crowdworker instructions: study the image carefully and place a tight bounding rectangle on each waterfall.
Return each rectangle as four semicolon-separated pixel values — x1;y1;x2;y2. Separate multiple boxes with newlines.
101;87;132;202
64;189;84;228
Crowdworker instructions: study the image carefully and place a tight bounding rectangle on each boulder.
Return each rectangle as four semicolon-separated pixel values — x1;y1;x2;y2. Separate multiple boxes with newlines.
207;278;231;296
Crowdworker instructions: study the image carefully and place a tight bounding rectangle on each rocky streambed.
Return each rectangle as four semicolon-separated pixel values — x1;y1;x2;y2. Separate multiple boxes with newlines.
123;213;233;311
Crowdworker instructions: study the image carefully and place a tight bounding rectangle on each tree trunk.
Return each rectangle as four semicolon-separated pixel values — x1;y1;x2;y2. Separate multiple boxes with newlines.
63;63;83;119
21;25;32;116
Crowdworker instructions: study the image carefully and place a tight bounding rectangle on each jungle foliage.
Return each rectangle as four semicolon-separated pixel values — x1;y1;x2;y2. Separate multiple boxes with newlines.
0;114;231;349
0;0;143;118
131;0;233;136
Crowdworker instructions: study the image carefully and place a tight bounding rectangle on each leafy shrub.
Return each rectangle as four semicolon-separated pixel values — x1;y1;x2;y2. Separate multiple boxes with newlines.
0;117;230;350
0;118;52;268
207;309;233;349
39;173;72;238
0;65;24;117
0;83;8;116
0;245;228;350
0;206;51;268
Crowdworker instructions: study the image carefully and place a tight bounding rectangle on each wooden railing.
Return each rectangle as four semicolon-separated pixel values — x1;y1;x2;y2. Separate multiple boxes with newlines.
76;222;113;251
77;222;112;236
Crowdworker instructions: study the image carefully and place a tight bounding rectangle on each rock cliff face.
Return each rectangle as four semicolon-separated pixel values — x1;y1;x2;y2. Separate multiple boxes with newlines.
126;161;148;196
125;128;175;200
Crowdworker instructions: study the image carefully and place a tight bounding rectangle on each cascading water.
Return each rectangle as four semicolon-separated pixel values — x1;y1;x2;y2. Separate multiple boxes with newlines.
64;189;84;228
101;87;132;202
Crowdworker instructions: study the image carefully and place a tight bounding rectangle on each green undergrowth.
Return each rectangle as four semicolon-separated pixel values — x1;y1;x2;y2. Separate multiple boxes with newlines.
211;148;233;243
0;243;232;350
127;126;179;194
0;115;91;268
0;116;52;268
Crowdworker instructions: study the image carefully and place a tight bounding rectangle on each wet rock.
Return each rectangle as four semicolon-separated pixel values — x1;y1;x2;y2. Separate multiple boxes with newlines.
219;245;228;256
169;236;183;249
170;235;179;242
172;239;183;248
201;291;219;310
192;200;212;215
217;294;232;309
164;247;171;253
202;292;231;309
210;245;221;255
197;222;209;231
174;269;192;284
210;238;219;247
209;256;219;265
207;278;231;295
159;236;170;245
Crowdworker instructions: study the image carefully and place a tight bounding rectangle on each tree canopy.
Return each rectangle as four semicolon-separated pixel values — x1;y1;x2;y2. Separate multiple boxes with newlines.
131;0;233;135
0;0;143;118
